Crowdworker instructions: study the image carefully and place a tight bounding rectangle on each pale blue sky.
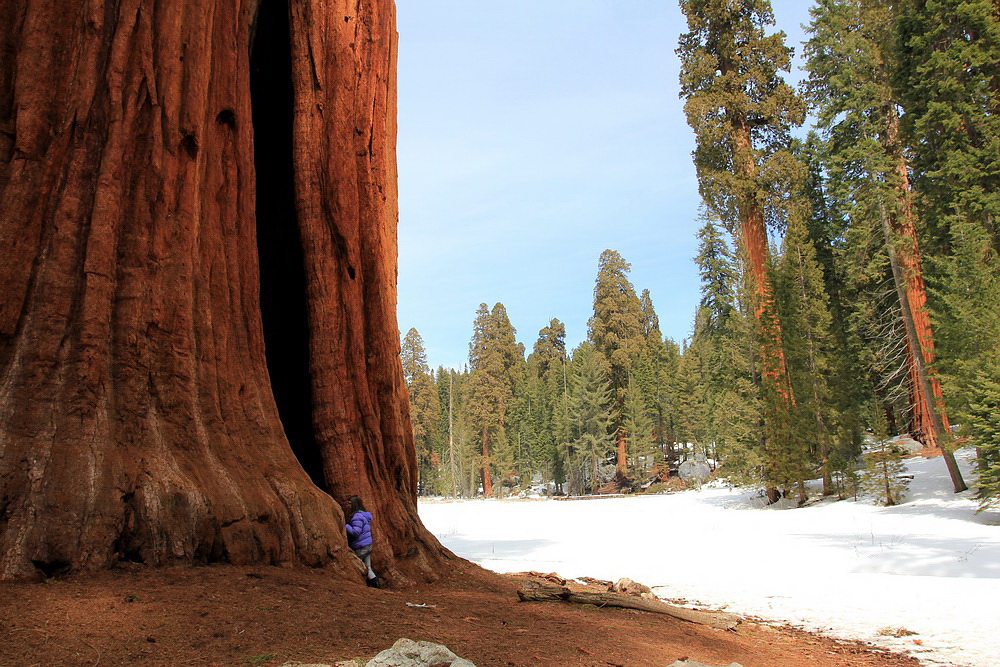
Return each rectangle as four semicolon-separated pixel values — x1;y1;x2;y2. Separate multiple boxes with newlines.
396;1;814;371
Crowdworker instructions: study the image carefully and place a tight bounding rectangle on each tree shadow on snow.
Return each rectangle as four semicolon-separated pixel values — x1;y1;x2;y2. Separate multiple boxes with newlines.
795;531;1000;578
437;536;557;564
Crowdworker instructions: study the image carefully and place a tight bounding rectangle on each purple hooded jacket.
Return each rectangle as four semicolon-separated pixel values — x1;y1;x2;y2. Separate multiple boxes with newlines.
346;510;373;549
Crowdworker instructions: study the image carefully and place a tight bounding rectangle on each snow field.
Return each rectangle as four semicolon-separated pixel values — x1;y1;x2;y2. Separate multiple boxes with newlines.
418;449;999;667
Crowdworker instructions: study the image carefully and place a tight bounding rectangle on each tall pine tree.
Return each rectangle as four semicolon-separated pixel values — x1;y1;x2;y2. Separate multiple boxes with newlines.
401;329;441;493
565;343;614;495
678;0;805;502
467;303;522;496
775;211;839;496
588;250;647;478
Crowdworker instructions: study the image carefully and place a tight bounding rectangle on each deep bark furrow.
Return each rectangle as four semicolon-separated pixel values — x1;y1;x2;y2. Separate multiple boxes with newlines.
2;0;444;581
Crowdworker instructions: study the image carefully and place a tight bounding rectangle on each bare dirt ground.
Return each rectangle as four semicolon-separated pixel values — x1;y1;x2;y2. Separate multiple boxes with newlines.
0;559;921;667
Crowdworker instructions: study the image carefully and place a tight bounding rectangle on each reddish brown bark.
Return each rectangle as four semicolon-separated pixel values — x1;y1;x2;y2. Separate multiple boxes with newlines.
615;429;627;476
731;116;793;402
885;110;949;448
0;0;446;582
731;114;794;505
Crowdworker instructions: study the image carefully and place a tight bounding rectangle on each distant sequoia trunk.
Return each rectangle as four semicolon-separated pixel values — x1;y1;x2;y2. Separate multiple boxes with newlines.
0;0;448;582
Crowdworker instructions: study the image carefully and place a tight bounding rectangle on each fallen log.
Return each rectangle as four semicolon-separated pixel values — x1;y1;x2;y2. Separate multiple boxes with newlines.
516;581;740;631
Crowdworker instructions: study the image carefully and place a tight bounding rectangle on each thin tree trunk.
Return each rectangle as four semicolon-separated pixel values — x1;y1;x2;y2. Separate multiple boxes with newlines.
592;452;599;494
882;400;898;436
481;429;493;497
880;452;895;507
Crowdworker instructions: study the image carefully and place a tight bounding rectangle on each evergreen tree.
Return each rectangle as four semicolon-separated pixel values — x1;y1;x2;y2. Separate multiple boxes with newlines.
799;134;869;479
860;401;910;506
509;362;544;488
401;329;442;494
529;319;569;489
803;0;966;490
677;0;804;395
894;0;1000;256
694;213;738;334
639;289;663;348
676;332;710;457
533;318;568;378
467;303;522;496
588;249;647;477
435;366;477;498
776;211;840;496
634;290;676;473
452;369;483;498
712;260;767;488
895;0;1000;496
678;0;804;502
564;343;614;495
657;337;684;469
932;218;1000;503
685;216;762;484
625;371;658;476
965;358;1000;509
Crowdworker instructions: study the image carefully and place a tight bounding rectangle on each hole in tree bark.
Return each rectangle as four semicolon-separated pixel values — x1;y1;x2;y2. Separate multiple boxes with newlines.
216;109;236;128
251;0;325;491
180;134;198;158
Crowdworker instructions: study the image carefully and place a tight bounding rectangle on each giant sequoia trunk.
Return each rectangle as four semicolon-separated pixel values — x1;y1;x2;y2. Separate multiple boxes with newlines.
732;114;795;505
731;116;793;400
0;0;447;582
884;110;950;449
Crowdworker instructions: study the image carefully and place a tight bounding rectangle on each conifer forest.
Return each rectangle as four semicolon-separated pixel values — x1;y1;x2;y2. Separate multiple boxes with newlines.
402;0;1000;509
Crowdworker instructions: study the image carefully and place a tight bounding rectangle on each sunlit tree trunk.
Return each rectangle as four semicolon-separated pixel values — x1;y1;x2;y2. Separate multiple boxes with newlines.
0;0;446;582
884;109;951;449
479;429;494;497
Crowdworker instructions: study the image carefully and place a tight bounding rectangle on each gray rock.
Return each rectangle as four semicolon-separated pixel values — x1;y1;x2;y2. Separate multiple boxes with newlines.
887;435;924;455
666;660;743;667
678;459;712;485
612;577;652;596
366;638;476;667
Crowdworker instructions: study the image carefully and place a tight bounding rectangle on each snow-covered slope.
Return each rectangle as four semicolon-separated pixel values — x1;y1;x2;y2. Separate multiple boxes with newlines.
419;449;999;667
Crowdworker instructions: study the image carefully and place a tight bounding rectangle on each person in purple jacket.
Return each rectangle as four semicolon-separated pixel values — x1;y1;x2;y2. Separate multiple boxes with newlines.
345;495;379;588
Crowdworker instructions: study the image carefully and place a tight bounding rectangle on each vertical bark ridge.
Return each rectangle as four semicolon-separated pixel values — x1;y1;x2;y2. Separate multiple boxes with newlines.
732;116;793;401
288;0;446;584
2;0;449;581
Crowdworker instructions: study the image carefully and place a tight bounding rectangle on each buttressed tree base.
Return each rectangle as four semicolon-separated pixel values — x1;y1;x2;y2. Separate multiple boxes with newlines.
0;0;447;582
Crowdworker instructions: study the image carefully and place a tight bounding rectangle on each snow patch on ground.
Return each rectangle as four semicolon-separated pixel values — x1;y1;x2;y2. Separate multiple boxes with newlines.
419;448;999;667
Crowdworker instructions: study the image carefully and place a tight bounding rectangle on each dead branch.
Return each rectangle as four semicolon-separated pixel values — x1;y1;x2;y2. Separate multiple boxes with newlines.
516;580;740;631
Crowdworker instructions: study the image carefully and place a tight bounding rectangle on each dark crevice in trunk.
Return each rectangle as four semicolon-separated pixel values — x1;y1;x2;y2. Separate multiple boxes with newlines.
251;0;325;491
30;559;71;579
